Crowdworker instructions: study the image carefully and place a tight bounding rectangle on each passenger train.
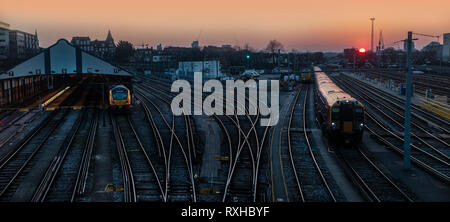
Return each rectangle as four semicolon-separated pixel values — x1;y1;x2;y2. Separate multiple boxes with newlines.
301;71;312;83
313;67;364;144
109;84;132;110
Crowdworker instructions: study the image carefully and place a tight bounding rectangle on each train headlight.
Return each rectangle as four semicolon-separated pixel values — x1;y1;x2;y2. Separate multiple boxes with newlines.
331;122;337;129
359;123;364;130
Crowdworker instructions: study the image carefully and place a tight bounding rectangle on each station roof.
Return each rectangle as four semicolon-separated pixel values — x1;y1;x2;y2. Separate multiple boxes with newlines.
0;39;132;80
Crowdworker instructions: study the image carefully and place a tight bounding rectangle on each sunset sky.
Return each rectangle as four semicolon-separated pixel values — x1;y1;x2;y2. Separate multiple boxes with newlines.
1;0;449;51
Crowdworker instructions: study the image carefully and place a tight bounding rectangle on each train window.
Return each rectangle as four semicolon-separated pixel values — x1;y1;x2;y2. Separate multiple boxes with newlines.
354;108;364;121
112;88;128;100
341;104;353;121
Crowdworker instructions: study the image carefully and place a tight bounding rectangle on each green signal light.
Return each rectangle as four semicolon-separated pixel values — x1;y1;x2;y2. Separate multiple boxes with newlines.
246;55;250;59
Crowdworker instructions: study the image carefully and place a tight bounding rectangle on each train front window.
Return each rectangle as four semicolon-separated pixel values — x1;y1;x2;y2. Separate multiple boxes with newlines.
331;107;340;120
340;103;353;121
112;88;128;100
354;108;364;120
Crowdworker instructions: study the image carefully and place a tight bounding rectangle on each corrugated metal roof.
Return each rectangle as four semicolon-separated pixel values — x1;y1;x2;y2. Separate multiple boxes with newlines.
1;39;132;80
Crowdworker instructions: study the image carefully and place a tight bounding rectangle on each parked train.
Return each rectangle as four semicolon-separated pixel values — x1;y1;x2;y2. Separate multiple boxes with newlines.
301;71;312;83
109;84;132;110
313;67;364;144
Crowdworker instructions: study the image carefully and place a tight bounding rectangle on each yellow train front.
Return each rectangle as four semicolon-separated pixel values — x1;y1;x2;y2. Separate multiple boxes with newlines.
327;100;364;143
301;72;312;83
109;85;132;110
314;66;364;144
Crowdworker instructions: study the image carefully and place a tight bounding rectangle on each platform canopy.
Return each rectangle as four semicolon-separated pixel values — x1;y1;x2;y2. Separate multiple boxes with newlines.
0;39;132;80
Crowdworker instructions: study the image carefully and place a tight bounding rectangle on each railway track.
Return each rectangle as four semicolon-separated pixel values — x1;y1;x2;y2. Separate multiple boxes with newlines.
283;85;337;202
30;109;89;202
134;84;197;202
335;146;415;202
221;82;273;202
0;109;69;201
0;83;85;201
341;74;450;135
334;76;450;160
72;110;98;201
0;110;39;149
365;113;450;183
28;83;109;202
111;114;137;202
365;71;450;101
331;75;450;183
138;76;271;202
113;114;164;201
25;109;98;202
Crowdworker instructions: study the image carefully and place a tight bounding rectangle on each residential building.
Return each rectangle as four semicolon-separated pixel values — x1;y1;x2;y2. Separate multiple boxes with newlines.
9;29;39;59
152;55;173;63
177;60;223;80
91;30;115;58
443;33;450;62
70;30;115;58
0;22;9;60
157;44;163;52
135;47;153;63
422;41;442;59
70;36;93;52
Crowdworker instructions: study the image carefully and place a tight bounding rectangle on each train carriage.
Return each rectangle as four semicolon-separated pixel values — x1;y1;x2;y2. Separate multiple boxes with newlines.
313;67;364;144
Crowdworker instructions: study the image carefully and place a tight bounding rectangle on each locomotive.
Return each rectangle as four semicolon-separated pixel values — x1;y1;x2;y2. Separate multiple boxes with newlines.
313;67;364;144
109;84;132;110
301;71;312;83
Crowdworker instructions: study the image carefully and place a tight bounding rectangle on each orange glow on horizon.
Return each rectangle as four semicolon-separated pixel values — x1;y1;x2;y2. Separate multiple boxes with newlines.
1;0;450;51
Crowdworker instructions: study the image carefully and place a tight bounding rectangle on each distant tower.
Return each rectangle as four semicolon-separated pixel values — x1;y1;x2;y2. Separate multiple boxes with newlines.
376;30;384;54
34;29;39;49
106;30;114;46
370;17;375;52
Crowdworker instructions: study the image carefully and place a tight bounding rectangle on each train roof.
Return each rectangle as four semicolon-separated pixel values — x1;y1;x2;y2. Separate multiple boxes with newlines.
110;84;129;90
314;66;356;107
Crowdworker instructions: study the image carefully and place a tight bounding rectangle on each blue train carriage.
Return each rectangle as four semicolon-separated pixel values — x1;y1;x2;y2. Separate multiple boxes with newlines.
313;67;364;144
109;84;132;110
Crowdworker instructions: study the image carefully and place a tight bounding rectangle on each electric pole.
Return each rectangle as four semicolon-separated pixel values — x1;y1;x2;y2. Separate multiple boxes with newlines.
370;18;375;52
403;31;413;170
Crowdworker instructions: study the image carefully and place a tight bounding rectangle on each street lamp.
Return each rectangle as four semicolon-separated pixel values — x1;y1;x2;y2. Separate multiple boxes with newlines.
245;54;250;69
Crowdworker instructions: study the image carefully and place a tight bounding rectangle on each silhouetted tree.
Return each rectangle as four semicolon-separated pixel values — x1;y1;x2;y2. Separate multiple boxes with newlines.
115;40;134;63
265;40;284;67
